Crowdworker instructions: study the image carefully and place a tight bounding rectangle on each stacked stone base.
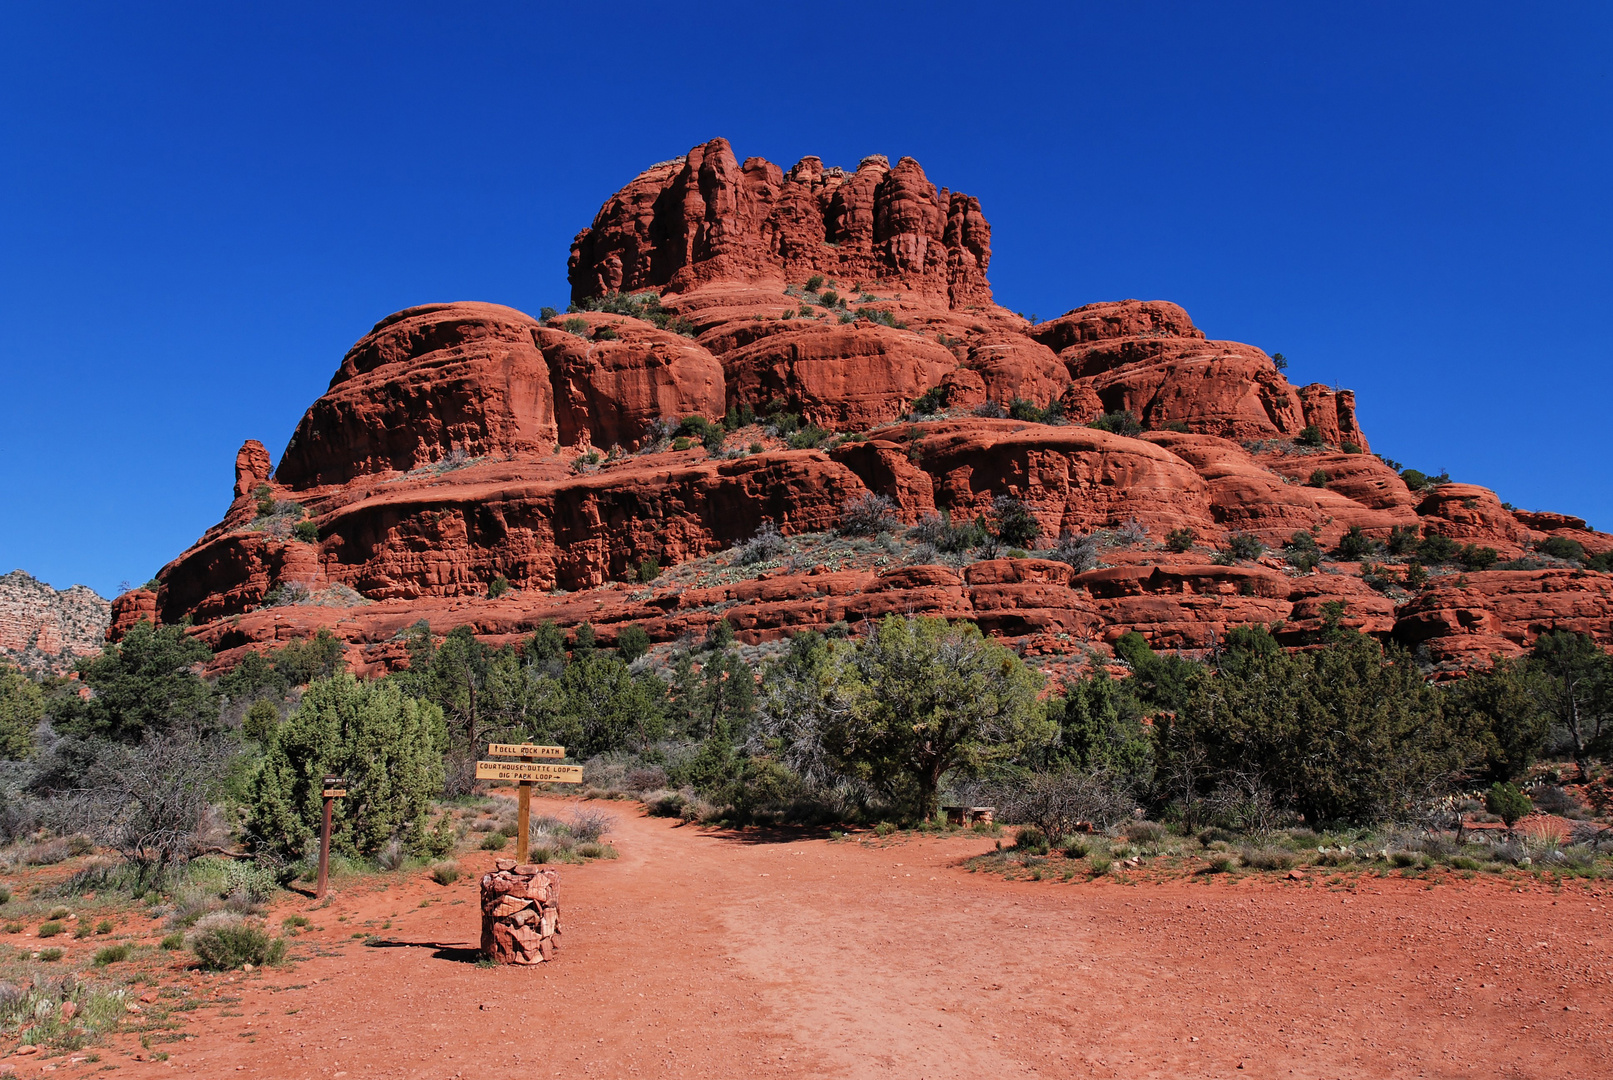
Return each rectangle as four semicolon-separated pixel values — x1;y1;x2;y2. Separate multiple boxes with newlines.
480;859;561;964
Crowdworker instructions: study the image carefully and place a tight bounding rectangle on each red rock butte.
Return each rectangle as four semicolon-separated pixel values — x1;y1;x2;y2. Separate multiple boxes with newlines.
111;137;1613;674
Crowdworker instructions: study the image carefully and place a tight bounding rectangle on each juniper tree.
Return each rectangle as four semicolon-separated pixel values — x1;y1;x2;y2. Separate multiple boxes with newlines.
246;673;447;859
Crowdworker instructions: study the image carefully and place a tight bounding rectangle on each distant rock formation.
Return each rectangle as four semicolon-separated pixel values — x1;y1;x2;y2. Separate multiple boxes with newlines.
0;570;110;673
111;139;1613;674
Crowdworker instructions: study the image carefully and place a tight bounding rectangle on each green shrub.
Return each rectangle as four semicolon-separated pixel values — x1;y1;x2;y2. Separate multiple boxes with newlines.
616;625;651;663
1536;536;1587;562
804;274;825;292
487;575;510;599
243;698;280;744
749;441;764;455
840;493;899;537
1307;468;1328;488
160;932;184;950
1486;782;1533;828
677;415;726;452
636;557;662;583
991;495;1041;547
94;919;113;935
1459;544;1498;571
1331;526;1376;560
1165;528;1196;553
1157;632;1468;826
479;833;507;851
911;386;949;415
93;944;131;966
292;520;320;543
74;923;91;939
570;290;693;336
1087;855;1114;875
1008;398;1065;424
1224;532;1265;561
1285;530;1320;572
0;886;9;905
1238;846;1298;871
595;325;619;340
1090;410;1143;438
1416;533;1458;564
1341;441;1362;454
561;316;589;336
1123;821;1166;844
1386;525;1420;555
1296;425;1324;448
37;947;62;962
857;307;906;329
430;861;460;886
1012;826;1049;855
37;921;63;938
187;914;286;971
1404;561;1429;589
1204;852;1238;873
786;425;832;450
873;821;898;838
1060;837;1091;858
724;404;756;430
818;289;840;308
281;915;311;930
1270;352;1287;371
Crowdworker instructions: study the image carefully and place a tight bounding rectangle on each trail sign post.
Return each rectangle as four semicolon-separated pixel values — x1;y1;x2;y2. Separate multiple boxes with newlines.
476;744;582;861
316;776;347;900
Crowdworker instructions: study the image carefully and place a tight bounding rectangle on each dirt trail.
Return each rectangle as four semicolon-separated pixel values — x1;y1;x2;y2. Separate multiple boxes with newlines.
93;799;1612;1079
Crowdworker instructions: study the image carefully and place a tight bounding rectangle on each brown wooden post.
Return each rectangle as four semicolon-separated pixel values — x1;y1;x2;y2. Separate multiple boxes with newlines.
515;747;534;862
316;776;346;900
316;791;334;899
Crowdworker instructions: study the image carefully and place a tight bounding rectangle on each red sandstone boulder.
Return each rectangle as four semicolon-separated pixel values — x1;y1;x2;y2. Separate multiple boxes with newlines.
234;440;272;499
1416;484;1529;549
722;324;958;430
533;315;724;449
963;333;1070;408
1296;384;1370;451
1030;300;1203;352
277;303;560;487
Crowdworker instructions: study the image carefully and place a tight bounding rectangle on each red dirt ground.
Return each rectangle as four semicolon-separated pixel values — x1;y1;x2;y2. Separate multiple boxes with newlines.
52;797;1613;1079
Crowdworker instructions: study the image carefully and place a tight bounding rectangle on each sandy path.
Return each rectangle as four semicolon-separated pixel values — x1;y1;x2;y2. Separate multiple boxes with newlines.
88;798;1612;1080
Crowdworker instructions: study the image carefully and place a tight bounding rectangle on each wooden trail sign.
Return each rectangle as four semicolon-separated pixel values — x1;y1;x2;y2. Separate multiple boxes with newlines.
474;761;585;783
480;743;581;861
486;743;565;759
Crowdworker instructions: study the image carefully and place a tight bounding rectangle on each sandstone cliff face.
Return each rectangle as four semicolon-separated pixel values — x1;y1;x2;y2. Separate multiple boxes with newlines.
568;138;992;308
113;140;1613;672
1;570;110;673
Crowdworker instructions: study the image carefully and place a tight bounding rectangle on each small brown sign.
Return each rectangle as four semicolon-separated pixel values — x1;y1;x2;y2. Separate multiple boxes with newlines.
323;789;348;798
475;761;584;784
486;743;566;759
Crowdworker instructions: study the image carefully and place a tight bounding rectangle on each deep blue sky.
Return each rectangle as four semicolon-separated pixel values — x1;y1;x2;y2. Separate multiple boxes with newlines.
3;3;1609;597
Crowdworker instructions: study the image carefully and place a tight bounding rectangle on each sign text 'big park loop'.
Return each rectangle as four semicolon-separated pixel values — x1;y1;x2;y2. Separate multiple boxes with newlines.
476;743;582;861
